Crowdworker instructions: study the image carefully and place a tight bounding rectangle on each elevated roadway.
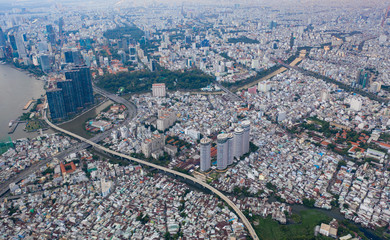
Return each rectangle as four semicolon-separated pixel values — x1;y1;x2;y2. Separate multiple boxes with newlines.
42;101;259;240
0;87;136;197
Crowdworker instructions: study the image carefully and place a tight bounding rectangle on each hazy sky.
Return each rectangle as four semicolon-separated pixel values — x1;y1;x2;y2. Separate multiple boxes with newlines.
0;0;387;8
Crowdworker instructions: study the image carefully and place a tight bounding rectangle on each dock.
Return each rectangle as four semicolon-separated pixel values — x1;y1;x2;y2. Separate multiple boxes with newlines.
23;100;35;110
8;120;26;134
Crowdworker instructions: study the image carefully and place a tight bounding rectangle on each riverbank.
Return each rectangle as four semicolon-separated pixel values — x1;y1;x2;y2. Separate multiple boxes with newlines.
0;64;49;140
59;100;114;139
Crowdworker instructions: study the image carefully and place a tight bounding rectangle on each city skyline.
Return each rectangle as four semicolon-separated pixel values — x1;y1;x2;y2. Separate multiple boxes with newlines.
0;0;389;239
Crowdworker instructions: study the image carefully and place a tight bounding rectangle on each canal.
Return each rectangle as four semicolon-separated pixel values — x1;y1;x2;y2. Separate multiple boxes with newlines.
59;100;113;139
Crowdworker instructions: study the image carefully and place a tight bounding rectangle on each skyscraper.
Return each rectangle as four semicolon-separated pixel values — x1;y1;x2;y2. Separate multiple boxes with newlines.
217;133;229;170
200;138;211;172
77;66;94;105
227;133;234;165
58;17;64;36
57;80;76;115
64;51;73;63
9;34;17;51
65;69;84;109
241;120;250;154
46;88;66;120
65;65;94;108
0;27;6;47
46;25;56;45
40;55;51;72
15;34;26;58
234;127;244;159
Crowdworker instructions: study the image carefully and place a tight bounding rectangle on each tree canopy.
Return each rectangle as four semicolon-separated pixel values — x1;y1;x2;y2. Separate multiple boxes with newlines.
96;69;213;93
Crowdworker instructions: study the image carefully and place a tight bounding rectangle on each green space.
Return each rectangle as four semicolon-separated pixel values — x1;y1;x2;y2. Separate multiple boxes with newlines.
12;60;45;77
252;210;332;240
221;54;298;90
95;69;213;94
25;119;43;132
227;36;259;44
103;25;144;41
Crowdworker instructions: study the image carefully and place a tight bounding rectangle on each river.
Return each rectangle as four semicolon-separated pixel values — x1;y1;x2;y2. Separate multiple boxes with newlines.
59;100;113;139
0;64;53;140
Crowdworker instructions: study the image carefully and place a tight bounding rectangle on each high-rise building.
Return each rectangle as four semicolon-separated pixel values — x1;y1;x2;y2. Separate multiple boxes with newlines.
200;138;211;172
241;121;250;154
46;25;56;45
65;65;94;108
0;27;6;47
217;133;229;170
64;51;73;63
46;88;66;120
57;80;76;114
65;69;83;109
40;55;51;72
141;134;165;158
234;127;244;159
15;34;26;58
227;133;234;165
8;34;17;51
77;66;94;105
152;83;166;97
58;17;64;36
157;109;176;131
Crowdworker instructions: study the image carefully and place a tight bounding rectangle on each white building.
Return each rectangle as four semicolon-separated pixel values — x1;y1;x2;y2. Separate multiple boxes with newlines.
200;138;211;172
241;120;250;154
217;134;229;170
157;109;177;131
234;127;244;159
258;82;271;92
101;178;113;197
141;134;165;158
350;98;362;111
227;133;234;165
152;83;166;97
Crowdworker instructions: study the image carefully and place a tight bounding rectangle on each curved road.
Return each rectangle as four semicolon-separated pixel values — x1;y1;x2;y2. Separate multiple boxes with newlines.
43;105;259;240
0;87;137;197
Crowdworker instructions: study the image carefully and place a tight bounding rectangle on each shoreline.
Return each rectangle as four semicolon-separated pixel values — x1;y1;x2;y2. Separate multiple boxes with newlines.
0;64;47;140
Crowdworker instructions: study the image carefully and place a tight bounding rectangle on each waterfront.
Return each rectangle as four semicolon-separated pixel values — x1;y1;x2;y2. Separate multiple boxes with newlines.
59;100;113;139
0;64;52;140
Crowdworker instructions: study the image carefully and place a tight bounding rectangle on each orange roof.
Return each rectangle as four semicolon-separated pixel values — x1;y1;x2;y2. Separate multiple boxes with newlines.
379;142;390;148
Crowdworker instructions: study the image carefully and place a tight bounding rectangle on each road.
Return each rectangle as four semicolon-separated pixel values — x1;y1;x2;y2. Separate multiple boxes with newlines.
237;57;302;91
212;80;243;102
43;103;259;240
0;87;137;197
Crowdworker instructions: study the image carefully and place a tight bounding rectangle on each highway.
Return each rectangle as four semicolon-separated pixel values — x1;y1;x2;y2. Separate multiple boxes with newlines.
44;87;258;239
212;80;243;102
1;86;259;239
43;113;259;240
0;87;137;197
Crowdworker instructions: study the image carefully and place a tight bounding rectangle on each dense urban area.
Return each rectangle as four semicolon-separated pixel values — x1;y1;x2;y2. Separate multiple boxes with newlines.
0;0;390;239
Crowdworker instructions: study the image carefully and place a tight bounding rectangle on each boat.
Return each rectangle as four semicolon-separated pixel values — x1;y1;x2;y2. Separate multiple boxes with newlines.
9;120;14;128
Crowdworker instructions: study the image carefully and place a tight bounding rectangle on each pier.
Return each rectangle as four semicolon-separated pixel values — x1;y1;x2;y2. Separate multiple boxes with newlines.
8;120;26;134
23;100;35;110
